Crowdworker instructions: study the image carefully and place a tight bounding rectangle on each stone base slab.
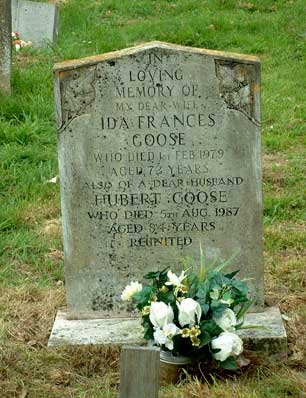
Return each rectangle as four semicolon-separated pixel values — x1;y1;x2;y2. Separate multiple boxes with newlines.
48;310;144;347
48;307;287;360
237;306;287;361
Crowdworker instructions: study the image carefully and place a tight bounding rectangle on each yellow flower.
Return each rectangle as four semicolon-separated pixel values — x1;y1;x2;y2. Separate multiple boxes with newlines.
160;286;169;293
151;296;158;302
190;326;201;337
181;328;190;338
191;336;201;347
142;306;150;315
178;286;188;294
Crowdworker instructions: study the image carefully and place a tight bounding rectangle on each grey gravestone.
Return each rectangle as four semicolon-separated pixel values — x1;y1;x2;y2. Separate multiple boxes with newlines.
12;0;59;46
0;0;12;94
54;41;263;319
53;42;263;319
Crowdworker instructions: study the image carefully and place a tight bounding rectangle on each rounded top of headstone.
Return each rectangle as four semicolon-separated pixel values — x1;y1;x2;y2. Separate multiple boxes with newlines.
53;41;260;73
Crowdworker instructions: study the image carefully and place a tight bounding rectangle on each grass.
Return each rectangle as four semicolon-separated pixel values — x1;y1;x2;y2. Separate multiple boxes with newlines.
1;0;306;397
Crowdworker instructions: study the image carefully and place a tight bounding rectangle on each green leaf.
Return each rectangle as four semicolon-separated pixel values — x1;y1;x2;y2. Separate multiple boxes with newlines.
220;291;234;305
197;280;210;299
224;269;240;279
186;271;198;296
199;241;206;281
222;292;232;300
197;300;209;316
235;321;244;330
238;324;267;330
232;279;248;295
211;300;227;317
230;297;248;309
144;271;160;279
200;319;223;337
219;356;237;370
143;319;154;340
181;255;196;271
143;266;169;280
213;250;240;273
158;290;175;305
236;297;256;320
213;273;232;287
133;285;153;306
199;330;211;346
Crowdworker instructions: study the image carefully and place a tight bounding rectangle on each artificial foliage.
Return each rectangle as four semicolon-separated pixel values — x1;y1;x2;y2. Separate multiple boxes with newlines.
121;249;254;369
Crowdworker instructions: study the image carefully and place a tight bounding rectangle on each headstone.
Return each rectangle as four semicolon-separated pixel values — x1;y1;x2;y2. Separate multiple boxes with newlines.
49;43;287;359
119;346;160;398
53;41;263;319
12;0;59;46
0;0;12;94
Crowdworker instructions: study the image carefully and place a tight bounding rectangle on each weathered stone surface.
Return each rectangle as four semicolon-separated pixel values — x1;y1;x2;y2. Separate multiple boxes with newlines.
119;346;160;398
0;0;11;94
237;306;287;361
48;310;144;347
12;0;59;46
54;41;263;319
48;307;287;362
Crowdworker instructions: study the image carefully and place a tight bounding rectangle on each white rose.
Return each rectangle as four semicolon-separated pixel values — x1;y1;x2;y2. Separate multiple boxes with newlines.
163;323;180;337
149;302;174;328
120;281;142;301
153;328;167;345
211;332;243;362
177;298;202;327
165;270;186;287
214;308;237;331
153;323;180;350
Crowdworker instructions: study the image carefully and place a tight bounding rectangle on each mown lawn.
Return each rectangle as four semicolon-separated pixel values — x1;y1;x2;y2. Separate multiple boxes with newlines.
0;0;305;397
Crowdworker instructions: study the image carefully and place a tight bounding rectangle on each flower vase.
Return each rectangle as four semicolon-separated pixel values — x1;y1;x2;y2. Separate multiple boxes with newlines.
159;350;193;385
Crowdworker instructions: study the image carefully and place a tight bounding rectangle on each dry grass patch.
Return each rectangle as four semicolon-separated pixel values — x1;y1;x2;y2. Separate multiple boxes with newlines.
0;286;65;347
159;367;306;397
0;345;120;398
264;221;306;252
0;287;126;398
263;153;289;190
19;200;61;229
264;221;306;369
46;248;64;266
42;219;62;239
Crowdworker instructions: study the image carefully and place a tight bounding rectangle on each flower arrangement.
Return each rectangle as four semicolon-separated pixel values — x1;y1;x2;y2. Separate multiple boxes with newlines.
12;32;32;51
121;249;254;369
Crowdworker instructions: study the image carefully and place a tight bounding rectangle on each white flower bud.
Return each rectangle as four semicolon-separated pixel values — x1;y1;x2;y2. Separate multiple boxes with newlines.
177;298;202;327
149;301;174;329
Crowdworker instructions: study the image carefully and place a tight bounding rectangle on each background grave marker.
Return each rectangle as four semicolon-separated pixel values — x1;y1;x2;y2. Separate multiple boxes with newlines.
12;0;59;46
0;0;12;94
